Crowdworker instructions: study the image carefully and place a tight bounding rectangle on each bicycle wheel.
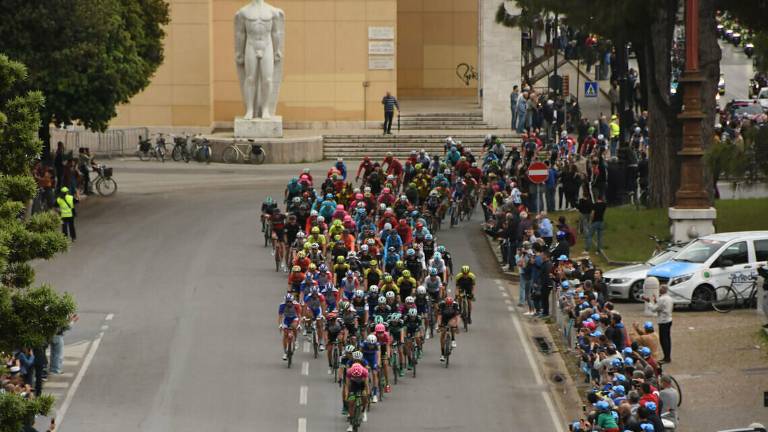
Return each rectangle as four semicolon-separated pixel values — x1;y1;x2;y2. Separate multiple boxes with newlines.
222;146;239;164
275;247;281;272
391;352;398;385
669;374;682;407
712;285;737;313
286;334;294;368
172;146;183;161
138;150;150;161
253;151;266;165
96;178;118;197
461;297;469;332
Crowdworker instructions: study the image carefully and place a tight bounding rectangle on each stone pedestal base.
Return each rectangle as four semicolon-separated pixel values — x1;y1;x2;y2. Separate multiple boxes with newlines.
668;207;717;243
234;116;283;138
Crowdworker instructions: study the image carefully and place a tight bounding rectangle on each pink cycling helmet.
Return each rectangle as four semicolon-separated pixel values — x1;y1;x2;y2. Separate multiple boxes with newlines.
349;363;366;378
375;323;386;333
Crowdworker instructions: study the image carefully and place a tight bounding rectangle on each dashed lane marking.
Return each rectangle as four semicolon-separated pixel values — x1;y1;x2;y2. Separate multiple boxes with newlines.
301;361;309;376
298;417;307;432
299;385;308;405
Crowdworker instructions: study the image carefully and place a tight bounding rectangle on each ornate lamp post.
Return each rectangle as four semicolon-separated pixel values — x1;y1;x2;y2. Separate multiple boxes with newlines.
669;0;716;242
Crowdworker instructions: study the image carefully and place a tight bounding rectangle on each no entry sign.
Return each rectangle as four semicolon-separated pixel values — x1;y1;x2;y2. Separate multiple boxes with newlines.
527;161;549;184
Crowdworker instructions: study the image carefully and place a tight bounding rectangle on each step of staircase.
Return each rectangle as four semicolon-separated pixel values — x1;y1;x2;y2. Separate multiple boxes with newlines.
395;110;491;130
323;134;519;159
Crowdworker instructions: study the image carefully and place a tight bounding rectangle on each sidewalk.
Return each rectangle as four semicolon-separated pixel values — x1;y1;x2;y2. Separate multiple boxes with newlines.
483;234;768;432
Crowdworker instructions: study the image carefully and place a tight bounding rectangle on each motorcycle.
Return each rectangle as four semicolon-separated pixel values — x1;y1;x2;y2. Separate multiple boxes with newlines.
745;42;754;58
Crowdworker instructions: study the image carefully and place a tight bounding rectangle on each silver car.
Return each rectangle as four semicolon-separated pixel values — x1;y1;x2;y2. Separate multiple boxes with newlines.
604;247;683;301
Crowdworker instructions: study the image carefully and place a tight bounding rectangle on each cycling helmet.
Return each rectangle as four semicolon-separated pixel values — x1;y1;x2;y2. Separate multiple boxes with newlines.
292;196;301;203
640;423;655;432
352;351;363;360
445;297;454;305
611;358;622;368
311;227;320;234
385;291;395;299
416;286;426;295
406;248;415;256
327;311;338;320
292;265;301;272
384;275;393;283
354;290;364;298
297;231;306;238
311;242;319;249
634;126;642;134
369;285;379;293
561;281;570;288
265;196;274;205
389;312;401;320
375;324;386;333
402;270;411;278
404;296;414;304
437;245;446;253
639;347;652;358
623;347;633;356
429;267;438;276
366;238;375;245
613;385;625;395
623;357;634;367
349;363;366;378
317;216;325;223
383;223;392;230
345;345;356;354
310;286;319;294
360;244;369;252
378;296;387;304
396;261;405;268
336;256;345;263
433;252;442;260
325;193;334;200
595;400;610;411
285;293;294;302
425;233;433;241
408;308;418;316
597;134;605;140
366;334;377;343
339;301;350;311
345;270;355;278
643;321;654;330
374;315;385;324
297;251;306;258
461;265;470;274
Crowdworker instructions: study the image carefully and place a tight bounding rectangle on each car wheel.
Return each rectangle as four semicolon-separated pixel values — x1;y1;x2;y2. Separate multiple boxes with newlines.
690;285;715;311
629;281;644;302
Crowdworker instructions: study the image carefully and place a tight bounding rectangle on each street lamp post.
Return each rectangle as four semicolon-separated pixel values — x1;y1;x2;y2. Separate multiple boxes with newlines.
668;0;716;242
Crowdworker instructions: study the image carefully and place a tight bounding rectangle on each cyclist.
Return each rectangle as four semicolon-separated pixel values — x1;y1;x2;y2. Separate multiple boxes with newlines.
387;312;406;378
344;363;370;431
424;267;444;301
374;323;392;393
413;285;432;339
437;296;461;362
397;269;417;300
340;270;359;301
261;196;278;233
380;274;399;300
404;249;423;281
303;285;327;349
307;226;327;255
308;242;325;266
429;252;448;283
278;294;301;361
333;256;351;287
288;265;305;295
325;311;345;374
342;299;362;342
270;208;287;269
403;307;423;367
437;245;454;279
360;334;381;403
372;296;391;324
455;265;477;324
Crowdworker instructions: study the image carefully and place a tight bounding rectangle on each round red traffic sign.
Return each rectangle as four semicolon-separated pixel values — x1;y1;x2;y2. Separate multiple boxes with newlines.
527;161;549;184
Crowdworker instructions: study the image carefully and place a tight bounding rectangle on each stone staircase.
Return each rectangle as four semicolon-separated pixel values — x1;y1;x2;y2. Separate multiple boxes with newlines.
396;112;494;130
323;133;519;159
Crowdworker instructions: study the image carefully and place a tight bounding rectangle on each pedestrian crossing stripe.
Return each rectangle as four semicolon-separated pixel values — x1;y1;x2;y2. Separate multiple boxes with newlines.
584;81;598;98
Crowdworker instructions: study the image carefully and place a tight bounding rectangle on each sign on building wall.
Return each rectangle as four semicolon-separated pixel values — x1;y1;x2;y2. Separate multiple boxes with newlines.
368;26;394;40
369;56;395;70
368;41;395;55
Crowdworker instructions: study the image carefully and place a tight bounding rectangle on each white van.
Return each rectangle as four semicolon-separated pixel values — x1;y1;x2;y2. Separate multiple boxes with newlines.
646;231;768;309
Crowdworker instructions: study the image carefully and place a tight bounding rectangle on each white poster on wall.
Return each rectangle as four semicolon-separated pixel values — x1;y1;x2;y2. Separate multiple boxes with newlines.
369;56;394;70
368;41;395;55
368;26;394;40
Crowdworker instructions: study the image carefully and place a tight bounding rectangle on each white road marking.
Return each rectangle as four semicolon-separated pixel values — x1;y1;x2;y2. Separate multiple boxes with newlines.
495;279;503;285
507;306;515;312
501;292;509;298
299;385;308;405
509;313;566;432
100;325;109;331
497;285;504;291
504;299;512;305
105;313;114;321
301;361;309;376
298;417;307;432
303;342;310;353
55;331;105;427
62;360;80;367
44;381;69;389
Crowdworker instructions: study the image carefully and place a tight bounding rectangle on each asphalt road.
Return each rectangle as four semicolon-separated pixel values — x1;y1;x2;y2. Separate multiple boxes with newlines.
33;161;565;432
718;39;755;105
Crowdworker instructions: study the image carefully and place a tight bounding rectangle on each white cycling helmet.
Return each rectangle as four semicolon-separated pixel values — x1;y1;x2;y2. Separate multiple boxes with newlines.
417;286;426;295
369;285;379;293
408;308;418;316
385;291;395;299
352;351;363;360
405;296;415;303
367;334;377;343
378;296;387;304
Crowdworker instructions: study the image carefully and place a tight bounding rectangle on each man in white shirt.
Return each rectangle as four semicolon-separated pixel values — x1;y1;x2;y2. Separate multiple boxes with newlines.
645;284;673;363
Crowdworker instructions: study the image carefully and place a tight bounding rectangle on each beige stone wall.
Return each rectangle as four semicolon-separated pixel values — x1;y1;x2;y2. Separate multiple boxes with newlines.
112;0;213;128
397;0;478;98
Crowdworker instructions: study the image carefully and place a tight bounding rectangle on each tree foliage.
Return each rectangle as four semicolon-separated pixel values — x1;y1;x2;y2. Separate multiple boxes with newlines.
0;0;170;133
0;55;76;429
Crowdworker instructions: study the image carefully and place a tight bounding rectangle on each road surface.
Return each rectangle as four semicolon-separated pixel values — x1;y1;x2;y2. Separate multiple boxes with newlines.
34;160;564;432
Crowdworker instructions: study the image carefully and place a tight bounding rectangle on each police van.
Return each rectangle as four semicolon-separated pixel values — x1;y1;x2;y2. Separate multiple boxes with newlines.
646;231;768;310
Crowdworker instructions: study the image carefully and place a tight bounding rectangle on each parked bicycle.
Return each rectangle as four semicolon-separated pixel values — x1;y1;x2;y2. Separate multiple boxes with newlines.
92;165;118;197
137;134;167;162
222;139;266;164
171;134;191;162
713;274;759;313
189;136;212;164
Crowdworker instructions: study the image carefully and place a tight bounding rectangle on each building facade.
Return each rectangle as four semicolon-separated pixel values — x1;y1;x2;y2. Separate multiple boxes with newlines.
110;0;518;131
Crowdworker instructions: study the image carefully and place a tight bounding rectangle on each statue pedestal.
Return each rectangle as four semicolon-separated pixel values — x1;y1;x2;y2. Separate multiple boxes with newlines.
234;116;283;138
668;207;717;243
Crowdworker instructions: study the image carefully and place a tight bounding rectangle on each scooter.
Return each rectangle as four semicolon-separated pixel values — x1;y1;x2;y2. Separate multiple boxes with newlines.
745;42;754;58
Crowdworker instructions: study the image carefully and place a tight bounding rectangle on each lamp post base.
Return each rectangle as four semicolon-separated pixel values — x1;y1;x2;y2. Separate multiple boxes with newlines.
668;207;716;243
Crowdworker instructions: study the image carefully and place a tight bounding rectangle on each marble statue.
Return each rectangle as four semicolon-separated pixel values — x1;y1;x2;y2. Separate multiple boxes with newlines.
234;0;285;120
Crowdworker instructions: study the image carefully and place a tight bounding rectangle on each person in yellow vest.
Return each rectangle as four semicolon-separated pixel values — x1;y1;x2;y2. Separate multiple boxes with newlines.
57;187;76;241
609;114;620;158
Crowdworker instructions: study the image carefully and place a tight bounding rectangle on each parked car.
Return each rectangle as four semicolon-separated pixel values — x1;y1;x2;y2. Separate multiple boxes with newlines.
646;231;768;310
604;246;684;302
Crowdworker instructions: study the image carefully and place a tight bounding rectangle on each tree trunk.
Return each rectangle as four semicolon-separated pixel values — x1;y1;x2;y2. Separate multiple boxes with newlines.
643;0;682;208
698;0;721;204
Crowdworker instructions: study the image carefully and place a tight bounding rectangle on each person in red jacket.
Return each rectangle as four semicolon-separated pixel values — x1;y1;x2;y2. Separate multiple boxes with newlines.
382;154;403;184
396;218;413;245
356;157;374;183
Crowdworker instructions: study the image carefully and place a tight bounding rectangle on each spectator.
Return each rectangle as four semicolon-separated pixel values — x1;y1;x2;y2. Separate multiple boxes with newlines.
658;375;679;423
381;91;399;135
16;348;35;385
608;81;619;115
510;85;519;130
644;284;673;363
593;269;609;304
585;196;606;253
57;186;77;241
631;321;662;360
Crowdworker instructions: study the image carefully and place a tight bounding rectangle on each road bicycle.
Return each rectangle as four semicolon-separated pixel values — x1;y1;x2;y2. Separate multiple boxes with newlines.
449;199;459;227
222;139;266;164
440;325;454;368
92;165;118;197
330;340;342;383
303;317;320;359
273;239;286;272
457;291;470;332
404;334;418;378
712;275;759;313
171;135;191;162
348;392;366;432
263;219;272;248
388;341;401;385
284;327;295;368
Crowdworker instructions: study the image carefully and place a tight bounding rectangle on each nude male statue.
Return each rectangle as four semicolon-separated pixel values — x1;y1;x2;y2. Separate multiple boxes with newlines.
234;0;285;119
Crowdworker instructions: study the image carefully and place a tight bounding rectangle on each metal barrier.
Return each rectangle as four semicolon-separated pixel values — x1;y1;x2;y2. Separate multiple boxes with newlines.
50;126;149;158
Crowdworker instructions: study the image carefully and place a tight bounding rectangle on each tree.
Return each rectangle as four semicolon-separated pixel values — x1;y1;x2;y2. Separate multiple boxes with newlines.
0;54;76;430
0;0;170;153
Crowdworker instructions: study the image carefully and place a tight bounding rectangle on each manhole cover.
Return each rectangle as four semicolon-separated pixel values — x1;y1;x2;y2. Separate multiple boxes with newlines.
551;373;565;383
533;336;551;354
